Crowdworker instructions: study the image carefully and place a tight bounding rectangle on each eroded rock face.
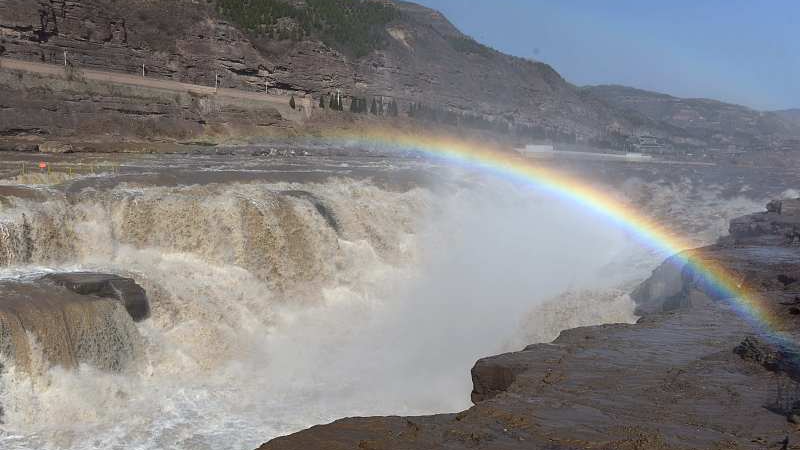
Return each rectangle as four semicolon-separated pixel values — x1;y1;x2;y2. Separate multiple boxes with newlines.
632;198;800;316
729;199;800;245
0;274;147;372
0;68;285;143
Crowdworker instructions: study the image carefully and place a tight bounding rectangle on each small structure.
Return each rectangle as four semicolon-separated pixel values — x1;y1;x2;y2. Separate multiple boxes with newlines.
633;135;666;153
516;144;555;155
624;152;653;161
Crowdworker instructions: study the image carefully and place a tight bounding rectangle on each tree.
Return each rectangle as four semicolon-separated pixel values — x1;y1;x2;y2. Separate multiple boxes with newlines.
388;99;398;117
330;93;336;110
370;98;378;115
319;95;325;109
289;95;296;109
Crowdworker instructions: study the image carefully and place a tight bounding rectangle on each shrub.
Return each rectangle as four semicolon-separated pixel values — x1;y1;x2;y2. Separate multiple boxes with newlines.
215;0;399;58
448;36;493;57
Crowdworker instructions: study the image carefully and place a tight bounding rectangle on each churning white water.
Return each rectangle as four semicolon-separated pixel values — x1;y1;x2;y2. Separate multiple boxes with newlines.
0;170;764;450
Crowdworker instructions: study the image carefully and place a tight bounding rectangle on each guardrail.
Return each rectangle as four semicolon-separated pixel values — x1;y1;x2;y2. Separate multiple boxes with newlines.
18;162;122;178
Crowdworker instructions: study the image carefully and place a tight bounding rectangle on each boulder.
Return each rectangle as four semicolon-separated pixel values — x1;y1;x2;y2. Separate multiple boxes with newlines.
38;141;74;154
0;278;143;372
630;252;719;315
470;352;529;403
40;272;150;321
734;335;800;378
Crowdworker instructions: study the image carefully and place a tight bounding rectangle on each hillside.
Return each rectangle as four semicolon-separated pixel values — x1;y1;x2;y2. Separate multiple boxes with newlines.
0;0;798;151
584;85;800;151
775;109;800;130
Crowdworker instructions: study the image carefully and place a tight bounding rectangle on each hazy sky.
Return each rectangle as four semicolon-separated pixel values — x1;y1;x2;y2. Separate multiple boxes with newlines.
414;0;797;111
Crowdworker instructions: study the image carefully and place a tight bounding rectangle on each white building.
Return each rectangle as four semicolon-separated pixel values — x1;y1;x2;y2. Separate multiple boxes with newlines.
516;144;555;154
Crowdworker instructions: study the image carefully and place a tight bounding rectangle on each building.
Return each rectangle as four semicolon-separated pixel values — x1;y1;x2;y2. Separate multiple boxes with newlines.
516;144;555;155
633;135;666;153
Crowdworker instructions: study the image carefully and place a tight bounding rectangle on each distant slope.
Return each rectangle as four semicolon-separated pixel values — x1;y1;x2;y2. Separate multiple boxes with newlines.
774;109;800;130
584;85;800;150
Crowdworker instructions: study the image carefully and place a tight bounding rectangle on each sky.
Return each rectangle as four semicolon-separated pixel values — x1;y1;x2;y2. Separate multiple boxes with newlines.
414;0;798;111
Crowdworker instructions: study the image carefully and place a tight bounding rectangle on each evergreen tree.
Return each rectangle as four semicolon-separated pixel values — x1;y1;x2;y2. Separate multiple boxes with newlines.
370;98;378;115
389;99;398;117
329;94;336;110
319;95;325;109
289;95;296;109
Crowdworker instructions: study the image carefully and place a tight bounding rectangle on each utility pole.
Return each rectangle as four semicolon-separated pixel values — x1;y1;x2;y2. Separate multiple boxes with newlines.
142;63;145;78
215;72;219;92
63;50;67;67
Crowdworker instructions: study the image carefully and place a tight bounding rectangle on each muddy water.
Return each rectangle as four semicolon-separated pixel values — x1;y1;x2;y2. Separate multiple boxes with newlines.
0;149;793;449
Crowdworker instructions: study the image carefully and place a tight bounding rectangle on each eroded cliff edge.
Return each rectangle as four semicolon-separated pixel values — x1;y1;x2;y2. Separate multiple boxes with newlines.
257;200;800;450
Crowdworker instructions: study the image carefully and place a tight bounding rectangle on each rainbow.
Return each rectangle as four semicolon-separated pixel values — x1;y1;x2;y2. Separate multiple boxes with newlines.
319;128;795;348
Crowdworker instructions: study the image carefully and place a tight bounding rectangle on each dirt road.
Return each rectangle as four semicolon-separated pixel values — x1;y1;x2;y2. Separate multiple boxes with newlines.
0;57;298;112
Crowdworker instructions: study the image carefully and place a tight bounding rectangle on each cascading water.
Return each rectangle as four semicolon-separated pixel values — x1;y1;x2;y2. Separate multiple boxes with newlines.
0;167;768;450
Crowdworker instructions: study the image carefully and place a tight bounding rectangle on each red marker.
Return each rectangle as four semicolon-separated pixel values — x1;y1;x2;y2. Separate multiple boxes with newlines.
39;162;47;169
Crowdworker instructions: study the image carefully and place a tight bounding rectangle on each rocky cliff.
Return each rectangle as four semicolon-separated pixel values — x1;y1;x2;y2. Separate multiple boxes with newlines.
0;0;797;150
0;65;286;148
0;0;615;141
256;200;800;450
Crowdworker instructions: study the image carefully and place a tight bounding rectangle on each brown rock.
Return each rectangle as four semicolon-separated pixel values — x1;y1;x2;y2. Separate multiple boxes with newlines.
40;272;150;322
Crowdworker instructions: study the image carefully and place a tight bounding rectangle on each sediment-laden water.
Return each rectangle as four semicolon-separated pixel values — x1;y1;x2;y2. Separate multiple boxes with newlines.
0;152;788;449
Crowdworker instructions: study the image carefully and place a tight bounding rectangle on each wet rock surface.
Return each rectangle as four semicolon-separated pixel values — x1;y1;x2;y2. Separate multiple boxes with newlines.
40;272;150;322
257;200;800;450
729;199;800;246
0;273;147;371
